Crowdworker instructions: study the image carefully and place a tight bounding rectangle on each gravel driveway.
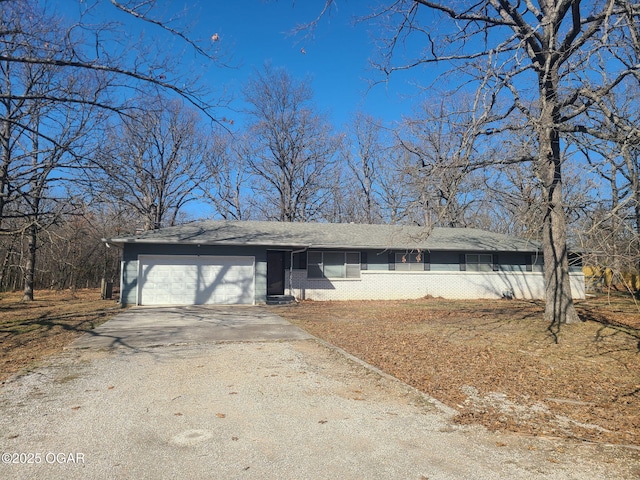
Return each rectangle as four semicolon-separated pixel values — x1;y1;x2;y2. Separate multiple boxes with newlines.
0;306;636;479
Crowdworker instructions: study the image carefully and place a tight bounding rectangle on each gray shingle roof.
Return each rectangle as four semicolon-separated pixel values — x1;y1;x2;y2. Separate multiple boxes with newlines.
106;220;540;252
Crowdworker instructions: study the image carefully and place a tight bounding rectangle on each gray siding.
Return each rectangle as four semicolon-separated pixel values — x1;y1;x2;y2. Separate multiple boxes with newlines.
121;243;269;305
121;260;139;305
118;243;547;305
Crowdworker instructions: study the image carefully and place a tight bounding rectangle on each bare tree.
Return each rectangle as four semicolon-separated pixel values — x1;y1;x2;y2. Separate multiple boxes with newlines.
329;0;640;325
1;0;226;120
1;2;102;300
5;201;134;293
572;84;640;290
243;64;339;222
36;208;121;291
376;147;415;224
344;113;387;224
18;111;84;301
484;161;544;237
398;96;497;228
1;0;230;298
201;130;252;221
312;159;357;223
90;95;207;231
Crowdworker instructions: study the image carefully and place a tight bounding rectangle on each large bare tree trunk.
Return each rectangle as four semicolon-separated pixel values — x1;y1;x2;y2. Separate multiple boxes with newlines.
537;72;581;325
22;110;43;302
541;173;580;324
22;222;36;302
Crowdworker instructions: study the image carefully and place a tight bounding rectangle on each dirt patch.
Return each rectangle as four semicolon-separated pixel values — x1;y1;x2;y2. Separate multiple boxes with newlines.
272;294;640;447
0;289;120;382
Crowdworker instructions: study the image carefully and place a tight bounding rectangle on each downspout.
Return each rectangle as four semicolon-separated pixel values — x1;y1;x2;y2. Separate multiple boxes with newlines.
289;246;310;300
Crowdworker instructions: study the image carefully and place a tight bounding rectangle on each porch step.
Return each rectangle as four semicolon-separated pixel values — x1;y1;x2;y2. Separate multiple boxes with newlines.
266;295;296;305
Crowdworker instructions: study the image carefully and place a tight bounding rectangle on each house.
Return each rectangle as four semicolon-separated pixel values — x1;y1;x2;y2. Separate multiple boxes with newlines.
105;220;585;306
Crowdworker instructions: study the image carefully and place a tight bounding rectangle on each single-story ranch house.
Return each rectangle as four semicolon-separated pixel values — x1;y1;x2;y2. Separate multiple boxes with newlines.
105;220;585;306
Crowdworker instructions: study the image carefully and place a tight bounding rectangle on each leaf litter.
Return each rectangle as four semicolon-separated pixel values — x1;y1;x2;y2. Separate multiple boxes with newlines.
273;295;640;447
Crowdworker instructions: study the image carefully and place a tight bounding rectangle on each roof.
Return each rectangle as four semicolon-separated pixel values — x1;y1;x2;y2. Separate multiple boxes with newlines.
105;220;541;252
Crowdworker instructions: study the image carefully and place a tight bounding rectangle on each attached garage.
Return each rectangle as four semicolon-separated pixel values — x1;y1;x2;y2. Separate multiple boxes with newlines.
107;220;585;305
137;255;255;305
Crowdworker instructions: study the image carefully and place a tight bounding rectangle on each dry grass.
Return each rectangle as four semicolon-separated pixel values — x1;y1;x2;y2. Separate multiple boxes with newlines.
0;289;120;383
2;288;638;448
272;294;640;447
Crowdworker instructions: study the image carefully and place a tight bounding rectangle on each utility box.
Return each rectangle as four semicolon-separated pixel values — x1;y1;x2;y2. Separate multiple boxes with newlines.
101;279;113;300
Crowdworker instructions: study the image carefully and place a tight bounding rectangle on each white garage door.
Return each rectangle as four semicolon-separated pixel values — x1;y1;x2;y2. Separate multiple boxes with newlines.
138;255;255;305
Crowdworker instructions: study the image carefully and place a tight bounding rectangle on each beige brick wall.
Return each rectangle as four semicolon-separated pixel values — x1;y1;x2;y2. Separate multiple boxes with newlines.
287;270;585;301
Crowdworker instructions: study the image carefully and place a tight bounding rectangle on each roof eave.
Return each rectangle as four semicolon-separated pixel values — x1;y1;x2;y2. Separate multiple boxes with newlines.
106;238;540;252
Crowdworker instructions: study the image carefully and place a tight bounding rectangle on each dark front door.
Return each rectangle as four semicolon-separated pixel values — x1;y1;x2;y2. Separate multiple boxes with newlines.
267;250;285;295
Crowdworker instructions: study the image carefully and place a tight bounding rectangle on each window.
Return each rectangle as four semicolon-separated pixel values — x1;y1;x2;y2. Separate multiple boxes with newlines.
307;251;360;279
526;254;543;272
395;252;424;271
466;254;493;272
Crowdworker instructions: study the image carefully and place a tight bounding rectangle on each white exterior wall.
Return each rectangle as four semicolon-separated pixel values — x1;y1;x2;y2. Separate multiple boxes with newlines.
288;270;585;301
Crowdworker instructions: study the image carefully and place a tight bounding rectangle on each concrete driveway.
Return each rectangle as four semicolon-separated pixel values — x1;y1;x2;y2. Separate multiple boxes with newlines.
0;306;636;479
70;305;313;349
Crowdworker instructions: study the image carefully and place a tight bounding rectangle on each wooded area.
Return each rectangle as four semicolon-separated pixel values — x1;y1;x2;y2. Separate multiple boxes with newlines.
1;1;639;325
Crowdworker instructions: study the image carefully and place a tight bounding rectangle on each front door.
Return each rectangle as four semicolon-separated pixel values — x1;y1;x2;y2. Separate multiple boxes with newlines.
267;250;285;295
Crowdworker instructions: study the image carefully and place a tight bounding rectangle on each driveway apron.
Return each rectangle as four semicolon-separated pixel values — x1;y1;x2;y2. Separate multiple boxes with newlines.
0;306;636;479
69;305;313;349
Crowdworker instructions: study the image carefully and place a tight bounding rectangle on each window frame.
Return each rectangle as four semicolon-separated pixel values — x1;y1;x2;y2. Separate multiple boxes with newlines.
395;252;425;271
466;253;494;272
307;251;361;279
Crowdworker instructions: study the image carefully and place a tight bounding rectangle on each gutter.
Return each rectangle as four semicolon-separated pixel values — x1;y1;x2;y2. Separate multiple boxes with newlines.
102;237;125;249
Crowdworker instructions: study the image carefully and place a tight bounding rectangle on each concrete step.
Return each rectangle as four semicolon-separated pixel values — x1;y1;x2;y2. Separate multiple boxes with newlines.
266;295;296;305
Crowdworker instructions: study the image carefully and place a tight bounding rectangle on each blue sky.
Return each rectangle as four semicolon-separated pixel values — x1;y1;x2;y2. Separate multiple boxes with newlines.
52;1;440;128
43;1;440;220
176;1;429;129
